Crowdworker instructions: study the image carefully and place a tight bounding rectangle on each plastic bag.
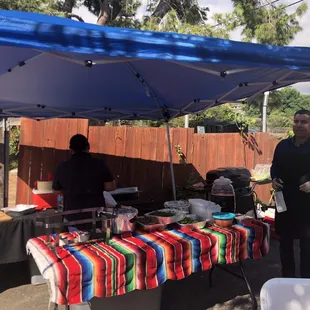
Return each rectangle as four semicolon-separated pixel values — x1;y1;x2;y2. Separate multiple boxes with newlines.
251;164;271;181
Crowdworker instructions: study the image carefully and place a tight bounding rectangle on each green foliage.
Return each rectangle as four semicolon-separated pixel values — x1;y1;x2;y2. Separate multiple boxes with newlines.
186;104;256;130
0;0;50;12
97;0;140;17
148;0;209;25
175;144;186;165
0;0;73;17
231;1;308;45
9;126;20;158
243;87;310;130
244;87;310;116
9;126;20;171
142;10;230;38
287;130;294;138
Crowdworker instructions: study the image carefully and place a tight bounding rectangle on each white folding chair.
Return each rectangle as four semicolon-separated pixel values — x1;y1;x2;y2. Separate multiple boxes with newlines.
260;278;310;310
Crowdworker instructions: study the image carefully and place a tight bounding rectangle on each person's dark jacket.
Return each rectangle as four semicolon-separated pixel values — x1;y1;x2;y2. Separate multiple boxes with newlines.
53;152;114;228
271;137;310;237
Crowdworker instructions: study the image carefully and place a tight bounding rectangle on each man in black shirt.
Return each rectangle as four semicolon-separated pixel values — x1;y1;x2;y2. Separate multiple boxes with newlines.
53;134;116;230
271;109;310;278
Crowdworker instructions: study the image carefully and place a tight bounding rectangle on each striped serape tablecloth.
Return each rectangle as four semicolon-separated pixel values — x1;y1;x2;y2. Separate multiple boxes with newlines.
26;219;269;305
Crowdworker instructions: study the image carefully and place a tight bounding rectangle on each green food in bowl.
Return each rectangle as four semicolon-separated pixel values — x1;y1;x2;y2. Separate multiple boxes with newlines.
150;211;176;217
179;217;197;224
137;217;160;225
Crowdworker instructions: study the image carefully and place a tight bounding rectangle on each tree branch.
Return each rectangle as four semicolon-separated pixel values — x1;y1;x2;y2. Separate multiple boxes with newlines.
96;0;110;25
66;13;85;22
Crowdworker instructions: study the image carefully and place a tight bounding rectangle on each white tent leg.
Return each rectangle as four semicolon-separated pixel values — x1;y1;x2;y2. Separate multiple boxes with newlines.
262;91;269;132
165;122;177;200
3;118;9;208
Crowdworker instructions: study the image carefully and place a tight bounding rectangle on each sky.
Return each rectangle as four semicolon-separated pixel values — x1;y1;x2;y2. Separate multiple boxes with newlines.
73;0;310;94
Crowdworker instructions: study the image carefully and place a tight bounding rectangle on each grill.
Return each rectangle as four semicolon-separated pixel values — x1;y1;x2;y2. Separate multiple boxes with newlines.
206;167;256;215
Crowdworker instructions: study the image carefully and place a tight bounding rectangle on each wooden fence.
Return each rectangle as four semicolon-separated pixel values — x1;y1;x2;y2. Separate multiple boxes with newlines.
16;118;280;204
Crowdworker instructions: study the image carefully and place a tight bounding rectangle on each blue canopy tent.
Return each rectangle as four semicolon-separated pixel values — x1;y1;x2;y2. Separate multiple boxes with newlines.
0;10;310;205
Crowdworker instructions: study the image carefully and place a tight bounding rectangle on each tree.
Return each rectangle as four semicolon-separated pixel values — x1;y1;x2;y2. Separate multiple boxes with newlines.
242;87;310;130
0;0;57;14
244;88;310;115
230;0;308;45
149;0;209;25
141;10;230;38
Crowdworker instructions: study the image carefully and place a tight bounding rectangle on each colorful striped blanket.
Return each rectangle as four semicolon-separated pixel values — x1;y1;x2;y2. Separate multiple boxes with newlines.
26;219;269;305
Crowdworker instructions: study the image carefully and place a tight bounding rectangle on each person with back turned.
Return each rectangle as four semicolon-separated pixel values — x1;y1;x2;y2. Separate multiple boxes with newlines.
52;134;116;231
271;109;310;278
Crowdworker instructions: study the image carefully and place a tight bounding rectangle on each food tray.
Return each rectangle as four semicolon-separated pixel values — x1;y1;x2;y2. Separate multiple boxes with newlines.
164;200;190;213
135;216;166;232
177;214;208;229
145;208;185;225
109;187;139;195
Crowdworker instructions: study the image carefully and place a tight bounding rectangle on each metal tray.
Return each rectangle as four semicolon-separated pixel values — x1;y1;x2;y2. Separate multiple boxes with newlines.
135;216;166;232
177;214;208;229
145;209;185;225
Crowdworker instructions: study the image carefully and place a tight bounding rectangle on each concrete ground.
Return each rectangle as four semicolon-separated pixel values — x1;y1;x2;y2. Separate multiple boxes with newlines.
0;239;283;310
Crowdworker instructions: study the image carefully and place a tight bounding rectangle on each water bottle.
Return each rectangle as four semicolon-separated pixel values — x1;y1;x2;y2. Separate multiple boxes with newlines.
274;191;287;213
57;194;64;212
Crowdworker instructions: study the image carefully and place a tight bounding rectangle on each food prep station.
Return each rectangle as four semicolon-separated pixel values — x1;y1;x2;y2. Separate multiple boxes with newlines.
26;190;269;310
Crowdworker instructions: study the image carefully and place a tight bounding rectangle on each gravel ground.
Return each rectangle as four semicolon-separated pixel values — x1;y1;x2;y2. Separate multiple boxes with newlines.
0;239;283;310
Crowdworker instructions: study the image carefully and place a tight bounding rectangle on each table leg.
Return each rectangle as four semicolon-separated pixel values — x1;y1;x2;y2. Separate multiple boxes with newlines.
239;261;257;310
212;262;257;310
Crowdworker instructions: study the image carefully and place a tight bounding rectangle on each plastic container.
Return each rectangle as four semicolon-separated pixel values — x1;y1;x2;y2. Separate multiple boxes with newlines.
37;180;53;192
31;275;47;286
189;199;221;221
113;206;138;234
212;212;235;228
211;176;236;213
260;278;310;310
108;187;139;202
32;189;57;210
78;232;90;243
251;164;271;182
164;200;190;213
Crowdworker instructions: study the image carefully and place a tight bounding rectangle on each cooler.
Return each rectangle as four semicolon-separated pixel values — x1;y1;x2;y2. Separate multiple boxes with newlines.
32;189;57;210
260;278;310;310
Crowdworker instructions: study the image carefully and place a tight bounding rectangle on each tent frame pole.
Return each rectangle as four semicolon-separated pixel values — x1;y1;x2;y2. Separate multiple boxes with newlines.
3;118;9;208
165;122;177;201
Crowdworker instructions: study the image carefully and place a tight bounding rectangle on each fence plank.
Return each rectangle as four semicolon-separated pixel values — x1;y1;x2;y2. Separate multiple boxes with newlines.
88;126;100;154
16;146;32;204
155;128;166;163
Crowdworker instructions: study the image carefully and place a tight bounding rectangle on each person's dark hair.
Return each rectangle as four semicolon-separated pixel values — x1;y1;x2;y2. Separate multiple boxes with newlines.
69;134;90;153
294;109;310;117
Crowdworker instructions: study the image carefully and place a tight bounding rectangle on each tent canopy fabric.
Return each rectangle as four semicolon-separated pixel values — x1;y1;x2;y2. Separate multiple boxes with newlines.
0;10;309;121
